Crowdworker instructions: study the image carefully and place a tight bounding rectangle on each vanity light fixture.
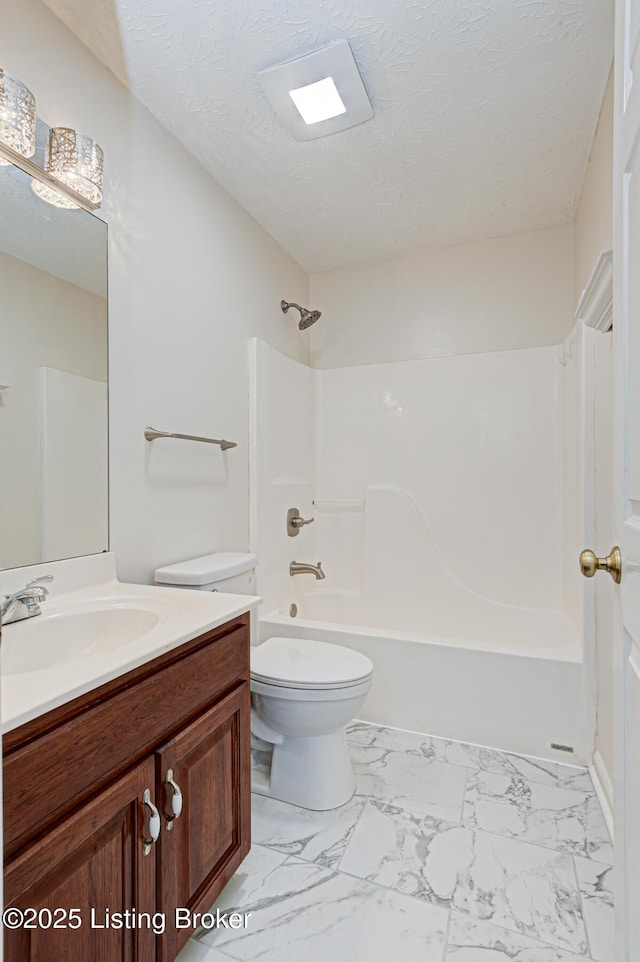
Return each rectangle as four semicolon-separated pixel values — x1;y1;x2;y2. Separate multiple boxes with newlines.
258;40;373;142
32;127;104;210
0;69;36;166
0;69;105;210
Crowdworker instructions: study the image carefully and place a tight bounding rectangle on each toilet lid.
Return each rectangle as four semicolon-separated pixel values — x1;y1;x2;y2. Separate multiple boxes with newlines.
251;637;373;690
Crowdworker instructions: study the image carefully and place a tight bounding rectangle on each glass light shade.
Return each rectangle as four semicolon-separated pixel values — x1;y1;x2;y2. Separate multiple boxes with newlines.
0;69;36;164
46;127;104;205
31;178;79;209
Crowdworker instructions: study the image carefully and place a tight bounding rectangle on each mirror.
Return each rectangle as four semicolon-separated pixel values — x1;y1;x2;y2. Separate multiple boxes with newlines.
0;163;108;570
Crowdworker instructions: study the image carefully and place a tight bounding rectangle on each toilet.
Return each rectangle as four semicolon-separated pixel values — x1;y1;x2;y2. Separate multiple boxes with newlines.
251;637;373;810
154;553;374;811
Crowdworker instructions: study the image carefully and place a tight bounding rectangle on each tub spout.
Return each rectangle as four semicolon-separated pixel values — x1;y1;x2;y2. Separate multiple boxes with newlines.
290;561;325;580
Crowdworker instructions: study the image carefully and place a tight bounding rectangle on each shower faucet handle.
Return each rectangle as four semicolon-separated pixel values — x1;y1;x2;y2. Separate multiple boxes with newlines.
287;507;315;537
292;516;314;528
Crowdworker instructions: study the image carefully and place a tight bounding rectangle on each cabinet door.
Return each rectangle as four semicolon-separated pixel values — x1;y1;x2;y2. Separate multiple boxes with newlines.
3;757;158;962
155;683;251;961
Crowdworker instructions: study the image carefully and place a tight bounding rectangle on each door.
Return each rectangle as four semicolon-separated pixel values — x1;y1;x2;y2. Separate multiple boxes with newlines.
155;684;251;962
3;758;157;962
613;0;640;956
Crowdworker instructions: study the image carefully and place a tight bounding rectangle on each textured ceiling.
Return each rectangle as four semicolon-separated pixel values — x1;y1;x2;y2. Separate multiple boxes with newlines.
43;0;613;273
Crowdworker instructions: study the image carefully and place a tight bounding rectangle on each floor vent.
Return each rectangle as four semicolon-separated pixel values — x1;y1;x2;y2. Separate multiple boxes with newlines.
551;743;574;753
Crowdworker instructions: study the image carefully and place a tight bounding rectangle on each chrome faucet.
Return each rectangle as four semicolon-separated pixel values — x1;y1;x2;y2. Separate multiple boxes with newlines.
1;575;53;625
289;561;325;580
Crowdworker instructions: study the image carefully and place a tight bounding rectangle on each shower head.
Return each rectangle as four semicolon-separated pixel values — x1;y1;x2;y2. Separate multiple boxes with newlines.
281;300;322;330
298;309;322;330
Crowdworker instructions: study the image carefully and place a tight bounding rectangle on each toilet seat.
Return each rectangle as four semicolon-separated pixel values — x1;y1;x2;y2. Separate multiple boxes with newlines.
251;675;372;703
251;637;373;691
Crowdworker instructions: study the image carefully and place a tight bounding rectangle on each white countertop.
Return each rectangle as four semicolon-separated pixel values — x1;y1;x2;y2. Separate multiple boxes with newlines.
1;555;261;733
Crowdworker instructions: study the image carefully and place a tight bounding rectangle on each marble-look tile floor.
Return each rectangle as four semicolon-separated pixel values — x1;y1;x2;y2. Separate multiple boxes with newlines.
178;722;614;962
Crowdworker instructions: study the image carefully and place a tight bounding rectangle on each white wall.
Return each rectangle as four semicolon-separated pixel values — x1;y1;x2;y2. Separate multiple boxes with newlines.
2;0;309;584
309;224;575;369
0;249;106;569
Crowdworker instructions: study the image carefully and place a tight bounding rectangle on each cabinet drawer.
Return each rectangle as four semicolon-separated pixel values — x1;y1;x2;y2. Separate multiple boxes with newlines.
4;621;249;857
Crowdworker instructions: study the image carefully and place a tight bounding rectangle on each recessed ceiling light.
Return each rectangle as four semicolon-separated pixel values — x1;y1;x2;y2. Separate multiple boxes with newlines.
258;40;373;142
289;77;346;125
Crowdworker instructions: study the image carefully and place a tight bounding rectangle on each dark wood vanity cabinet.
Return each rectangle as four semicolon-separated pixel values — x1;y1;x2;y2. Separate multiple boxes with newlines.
155;684;250;962
4;758;158;962
3;614;251;962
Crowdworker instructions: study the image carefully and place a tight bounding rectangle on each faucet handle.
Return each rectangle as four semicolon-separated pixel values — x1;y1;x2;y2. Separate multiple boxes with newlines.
287;508;315;537
26;575;53;588
292;516;314;528
26;575;53;597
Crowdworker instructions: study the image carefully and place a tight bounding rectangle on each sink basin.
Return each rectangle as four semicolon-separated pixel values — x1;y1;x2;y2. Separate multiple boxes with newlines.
2;608;160;675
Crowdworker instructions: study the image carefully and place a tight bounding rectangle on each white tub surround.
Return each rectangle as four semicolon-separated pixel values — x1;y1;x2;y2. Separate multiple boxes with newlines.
313;348;568;616
307;485;577;648
251;339;596;767
1;553;260;732
249;338;315;618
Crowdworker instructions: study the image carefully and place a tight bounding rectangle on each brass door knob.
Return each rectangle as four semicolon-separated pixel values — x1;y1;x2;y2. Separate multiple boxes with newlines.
579;546;622;584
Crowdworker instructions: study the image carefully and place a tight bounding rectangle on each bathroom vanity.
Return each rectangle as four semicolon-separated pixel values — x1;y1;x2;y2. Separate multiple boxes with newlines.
3;608;251;962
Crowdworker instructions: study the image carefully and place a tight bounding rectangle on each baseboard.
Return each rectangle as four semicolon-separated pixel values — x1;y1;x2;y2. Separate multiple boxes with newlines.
589;750;614;842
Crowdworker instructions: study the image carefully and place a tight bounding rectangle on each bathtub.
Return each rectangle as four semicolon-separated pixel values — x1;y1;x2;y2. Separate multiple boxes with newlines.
259;594;592;766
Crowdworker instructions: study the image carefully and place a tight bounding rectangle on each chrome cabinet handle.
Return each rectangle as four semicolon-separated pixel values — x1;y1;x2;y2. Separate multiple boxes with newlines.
163;768;183;830
142;788;161;855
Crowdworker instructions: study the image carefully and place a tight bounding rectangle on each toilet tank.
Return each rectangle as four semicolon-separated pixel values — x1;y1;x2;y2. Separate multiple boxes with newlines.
154;552;257;594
